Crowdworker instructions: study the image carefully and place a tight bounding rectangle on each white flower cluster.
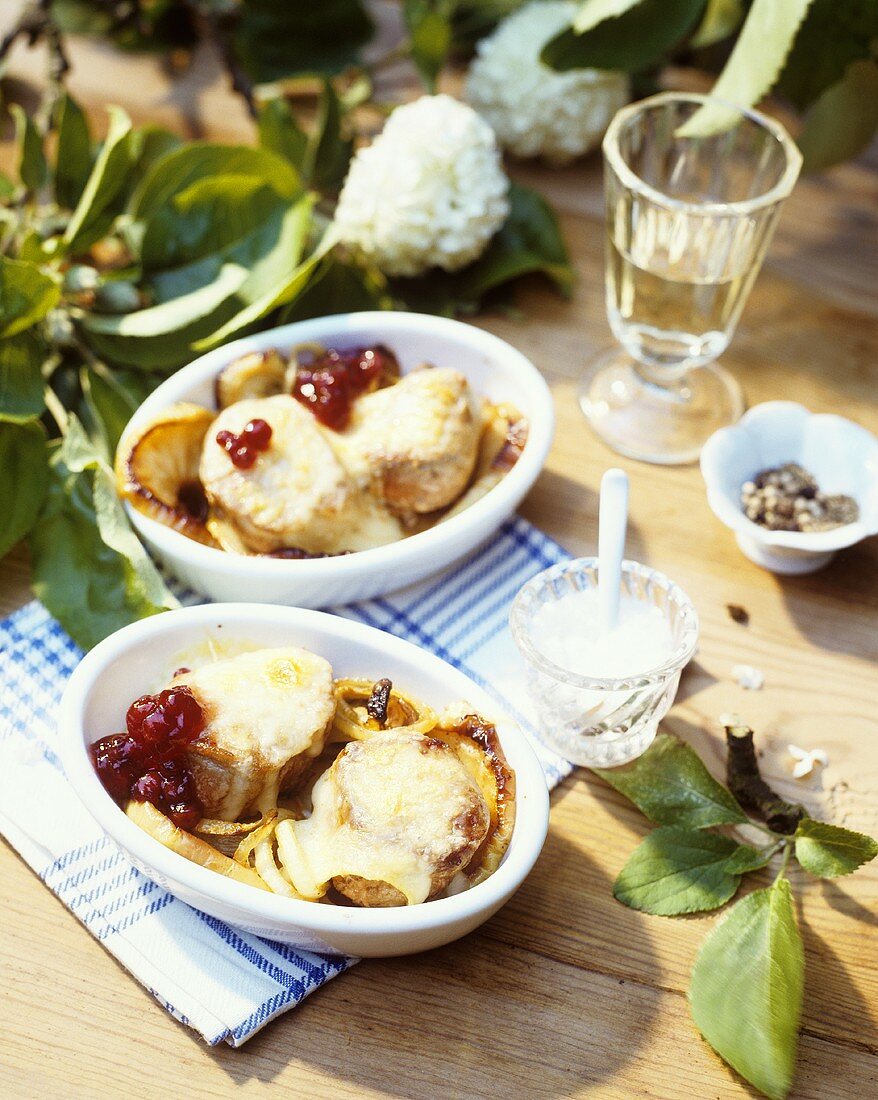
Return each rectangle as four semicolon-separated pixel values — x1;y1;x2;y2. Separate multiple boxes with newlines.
465;0;630;165
333;94;510;278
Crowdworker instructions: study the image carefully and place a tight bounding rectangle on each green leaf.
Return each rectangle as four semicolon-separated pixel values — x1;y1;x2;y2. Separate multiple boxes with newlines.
778;0;878;111
678;0;815;138
798;60;878;172
278;256;389;324
690;0;744;48
302;81;353;195
121;125;183;207
0;420;48;557
573;0;647;34
613;827;745;915
392;183;573;315
31;419;176;648
53;0;114;35
84;197;319;368
54;93;93;210
63;107;134;255
258;98;309;170
594;732;749;829
80;365;151;457
11;106;48;193
132;143;300;270
0;331;46;423
724;843;774;874
458;182;573;298
81;261;248;368
192;202;324;348
131;142;299;218
542;0;706;73
140;174;286;272
30;451;167;646
405;1;454;91
794;817;878;878
450;0;523;51
235;0;374;83
0;256;60;338
689;879;804;1100
0;172;16;201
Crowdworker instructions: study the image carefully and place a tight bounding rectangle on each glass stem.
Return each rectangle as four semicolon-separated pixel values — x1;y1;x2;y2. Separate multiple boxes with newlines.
632;360;692;397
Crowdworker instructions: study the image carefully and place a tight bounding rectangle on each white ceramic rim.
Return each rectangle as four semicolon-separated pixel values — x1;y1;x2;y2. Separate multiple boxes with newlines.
603;91;803;217
122;312;554;581
58;603;550;936
509;556;699;692
700;401;878;551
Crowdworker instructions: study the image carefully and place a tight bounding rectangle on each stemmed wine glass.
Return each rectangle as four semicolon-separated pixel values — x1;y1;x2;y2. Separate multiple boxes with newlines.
580;92;802;465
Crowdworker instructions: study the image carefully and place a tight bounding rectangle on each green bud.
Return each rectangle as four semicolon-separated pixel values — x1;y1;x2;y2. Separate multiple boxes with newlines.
62;264;100;295
45;308;76;347
93;280;142;314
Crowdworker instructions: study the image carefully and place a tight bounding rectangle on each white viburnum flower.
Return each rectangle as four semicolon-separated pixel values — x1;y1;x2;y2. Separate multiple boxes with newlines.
333;94;510;278
787;744;829;780
464;0;630;165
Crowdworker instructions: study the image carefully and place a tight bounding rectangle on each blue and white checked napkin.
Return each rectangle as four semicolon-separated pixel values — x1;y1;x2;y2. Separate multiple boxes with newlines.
0;517;572;1046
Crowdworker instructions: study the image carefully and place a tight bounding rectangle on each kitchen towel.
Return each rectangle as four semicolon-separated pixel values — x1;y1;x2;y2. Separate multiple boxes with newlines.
0;516;571;1046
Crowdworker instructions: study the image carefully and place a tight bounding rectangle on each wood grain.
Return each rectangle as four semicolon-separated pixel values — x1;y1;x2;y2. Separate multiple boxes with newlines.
1;3;876;1097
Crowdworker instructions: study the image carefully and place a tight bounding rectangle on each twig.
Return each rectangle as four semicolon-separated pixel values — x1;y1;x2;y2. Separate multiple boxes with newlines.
0;1;72;131
0;0;52;65
198;6;257;119
725;724;805;835
774;841;793;883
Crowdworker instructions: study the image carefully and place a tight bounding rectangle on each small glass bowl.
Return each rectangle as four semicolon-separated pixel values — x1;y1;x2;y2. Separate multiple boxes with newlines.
510;558;699;767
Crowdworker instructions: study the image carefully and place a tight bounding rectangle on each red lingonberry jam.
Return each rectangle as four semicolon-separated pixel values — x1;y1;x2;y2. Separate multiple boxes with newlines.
90;685;206;829
292;344;397;430
215;418;273;469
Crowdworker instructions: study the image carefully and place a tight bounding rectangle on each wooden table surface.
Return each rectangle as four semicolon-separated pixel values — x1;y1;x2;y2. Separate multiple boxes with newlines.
1;6;876;1098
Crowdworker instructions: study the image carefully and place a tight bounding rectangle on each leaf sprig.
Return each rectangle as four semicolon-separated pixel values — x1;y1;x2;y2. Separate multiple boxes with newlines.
543;0;878;170
594;728;878;1099
0;67;571;649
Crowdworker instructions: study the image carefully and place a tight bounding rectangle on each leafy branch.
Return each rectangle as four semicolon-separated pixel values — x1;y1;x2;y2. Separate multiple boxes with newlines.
593;727;878;1098
0;69;571;647
543;0;878;170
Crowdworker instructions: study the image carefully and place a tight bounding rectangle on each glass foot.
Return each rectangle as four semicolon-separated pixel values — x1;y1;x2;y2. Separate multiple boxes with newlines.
579;348;745;465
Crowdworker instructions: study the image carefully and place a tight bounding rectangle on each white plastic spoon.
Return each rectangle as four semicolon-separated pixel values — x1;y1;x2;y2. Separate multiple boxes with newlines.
598;468;629;637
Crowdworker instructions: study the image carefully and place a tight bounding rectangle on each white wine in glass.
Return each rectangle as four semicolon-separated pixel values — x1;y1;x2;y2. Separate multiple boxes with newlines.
582;92;802;465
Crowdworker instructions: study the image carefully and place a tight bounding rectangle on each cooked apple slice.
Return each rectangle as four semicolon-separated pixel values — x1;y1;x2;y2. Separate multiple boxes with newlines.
125;799;269;889
115;402;217;544
215;348;287;408
430;711;516;887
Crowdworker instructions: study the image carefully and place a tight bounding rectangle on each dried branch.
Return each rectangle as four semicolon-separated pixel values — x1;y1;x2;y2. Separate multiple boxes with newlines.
725;725;805;835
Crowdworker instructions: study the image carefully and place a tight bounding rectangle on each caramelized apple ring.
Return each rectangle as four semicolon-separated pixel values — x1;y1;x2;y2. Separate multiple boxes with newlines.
125;800;268;890
429;714;516;886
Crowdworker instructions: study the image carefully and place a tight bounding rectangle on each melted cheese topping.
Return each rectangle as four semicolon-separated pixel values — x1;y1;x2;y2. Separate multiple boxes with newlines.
275;731;489;905
174;647;335;817
199;396;403;554
331;368;481;513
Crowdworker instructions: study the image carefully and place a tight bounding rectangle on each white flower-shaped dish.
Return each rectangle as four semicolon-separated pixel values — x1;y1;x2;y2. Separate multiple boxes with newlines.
700;402;878;575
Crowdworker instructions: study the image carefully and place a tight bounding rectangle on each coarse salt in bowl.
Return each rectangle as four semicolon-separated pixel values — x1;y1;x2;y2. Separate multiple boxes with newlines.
510;558;699;767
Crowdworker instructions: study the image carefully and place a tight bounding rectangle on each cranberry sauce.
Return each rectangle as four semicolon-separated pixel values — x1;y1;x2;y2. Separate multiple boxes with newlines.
292;344;397;430
90;686;206;829
216;417;273;469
